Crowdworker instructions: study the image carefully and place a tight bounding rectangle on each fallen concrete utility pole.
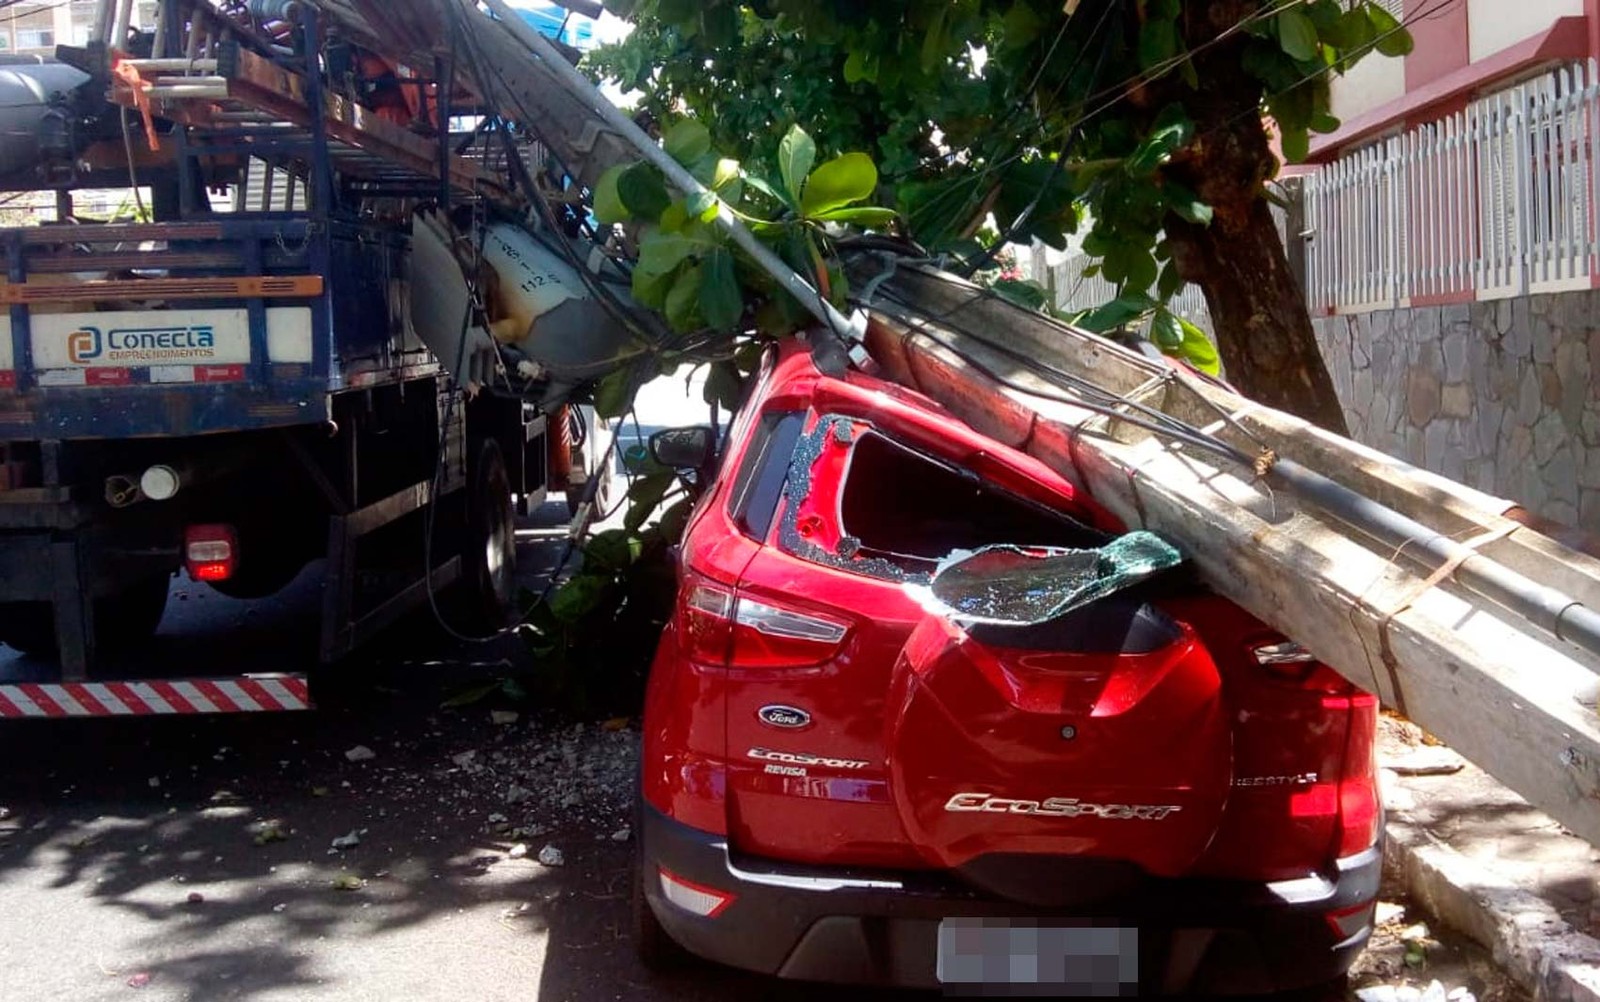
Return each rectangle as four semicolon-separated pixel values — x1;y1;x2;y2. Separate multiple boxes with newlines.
855;261;1600;847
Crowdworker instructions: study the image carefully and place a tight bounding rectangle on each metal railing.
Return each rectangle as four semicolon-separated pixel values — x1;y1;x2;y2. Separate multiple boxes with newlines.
1305;60;1600;314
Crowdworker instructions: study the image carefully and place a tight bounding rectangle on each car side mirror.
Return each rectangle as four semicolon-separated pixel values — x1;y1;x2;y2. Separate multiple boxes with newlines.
649;425;716;470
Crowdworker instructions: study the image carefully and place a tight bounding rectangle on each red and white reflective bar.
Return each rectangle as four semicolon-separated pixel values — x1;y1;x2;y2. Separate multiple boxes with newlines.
0;370;14;389
0;675;310;717
32;364;247;387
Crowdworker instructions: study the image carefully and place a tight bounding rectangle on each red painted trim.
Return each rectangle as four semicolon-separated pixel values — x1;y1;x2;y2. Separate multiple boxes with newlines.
1310;16;1590;160
1407;291;1477;308
1404;0;1470;93
1589;0;1600;60
0;371;14;389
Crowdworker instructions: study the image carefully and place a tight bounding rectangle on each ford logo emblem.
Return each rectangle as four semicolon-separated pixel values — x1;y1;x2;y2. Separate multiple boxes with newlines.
757;705;811;729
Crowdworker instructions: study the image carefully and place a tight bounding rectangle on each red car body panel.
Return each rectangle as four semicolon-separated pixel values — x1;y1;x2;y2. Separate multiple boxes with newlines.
638;340;1380;990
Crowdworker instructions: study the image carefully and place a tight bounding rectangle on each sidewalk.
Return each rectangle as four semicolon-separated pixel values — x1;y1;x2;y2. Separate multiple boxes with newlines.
1372;714;1600;1002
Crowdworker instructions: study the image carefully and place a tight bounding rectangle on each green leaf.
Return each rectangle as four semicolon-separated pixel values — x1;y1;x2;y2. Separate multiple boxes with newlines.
592;367;633;419
703;359;744;411
686;189;719;222
991;278;1048;311
1310;111;1341;134
592;163;629;225
1000;2;1043;50
664;262;704;332
585;528;643;573
1157;259;1184;300
800;152;878;217
1149;308;1184;350
1077;293;1156;333
1277;9;1320;62
921;3;948;73
843;48;877;83
623;470;676;532
1280;125;1311;163
656;496;692;542
810;205;898;228
699;247;743;331
1366;4;1414;57
712;158;742;192
1138;18;1179;71
550;573;609;622
700;2;738;47
663;119;712;167
1126;104;1193;174
657;201;689;233
1165;181;1214;225
1175;317;1221;376
617;162;671;222
636;231;704;277
777;125;816;207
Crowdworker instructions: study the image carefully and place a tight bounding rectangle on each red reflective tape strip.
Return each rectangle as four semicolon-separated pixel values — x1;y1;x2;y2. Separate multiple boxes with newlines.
195;364;245;382
0;688;25;717
0;371;14;389
114;684;155;715
67;684;114;716
193;679;239;713
264;676;311;708
148;680;196;713
18;684;68;717
236;677;282;709
86;368;131;386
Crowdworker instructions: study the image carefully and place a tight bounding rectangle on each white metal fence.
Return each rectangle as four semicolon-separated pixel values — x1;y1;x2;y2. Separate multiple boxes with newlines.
1306;60;1600;314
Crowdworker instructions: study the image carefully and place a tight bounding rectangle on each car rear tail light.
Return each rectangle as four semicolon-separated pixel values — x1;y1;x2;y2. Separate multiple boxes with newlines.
680;579;735;663
677;575;849;668
184;524;237;582
658;866;733;917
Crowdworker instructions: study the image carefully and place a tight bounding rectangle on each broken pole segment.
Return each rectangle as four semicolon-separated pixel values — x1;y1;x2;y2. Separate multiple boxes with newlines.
856;262;1600;849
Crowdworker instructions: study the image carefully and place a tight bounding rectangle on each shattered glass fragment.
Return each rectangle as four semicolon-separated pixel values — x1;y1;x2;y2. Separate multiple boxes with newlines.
927;532;1183;625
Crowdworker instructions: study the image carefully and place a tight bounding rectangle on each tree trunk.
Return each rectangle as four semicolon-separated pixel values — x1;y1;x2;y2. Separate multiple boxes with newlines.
1155;0;1350;437
1166;204;1350;437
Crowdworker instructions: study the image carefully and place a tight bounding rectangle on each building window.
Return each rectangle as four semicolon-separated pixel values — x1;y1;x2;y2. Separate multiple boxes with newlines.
0;35;10;52
16;29;55;48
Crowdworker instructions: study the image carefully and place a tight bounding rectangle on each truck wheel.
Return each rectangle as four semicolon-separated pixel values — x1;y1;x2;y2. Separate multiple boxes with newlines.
458;438;516;628
567;412;619;517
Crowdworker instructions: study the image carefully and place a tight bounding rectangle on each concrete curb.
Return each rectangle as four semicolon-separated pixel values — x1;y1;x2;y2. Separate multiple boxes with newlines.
1385;814;1600;1002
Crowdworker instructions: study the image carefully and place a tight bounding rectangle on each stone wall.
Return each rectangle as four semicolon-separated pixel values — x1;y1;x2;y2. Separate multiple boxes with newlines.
1312;292;1599;530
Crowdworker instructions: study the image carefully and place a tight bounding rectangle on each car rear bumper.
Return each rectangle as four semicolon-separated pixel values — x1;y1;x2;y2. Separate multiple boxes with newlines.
638;800;1381;994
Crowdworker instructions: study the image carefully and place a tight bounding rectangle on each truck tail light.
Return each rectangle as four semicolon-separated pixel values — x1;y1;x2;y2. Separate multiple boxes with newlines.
185;524;238;582
677;574;849;668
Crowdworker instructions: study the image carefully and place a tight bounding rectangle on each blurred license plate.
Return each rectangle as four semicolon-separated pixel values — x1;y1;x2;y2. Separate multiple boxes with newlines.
936;918;1138;996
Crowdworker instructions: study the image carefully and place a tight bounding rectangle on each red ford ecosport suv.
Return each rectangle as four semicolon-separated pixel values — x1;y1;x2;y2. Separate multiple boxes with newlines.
634;341;1380;996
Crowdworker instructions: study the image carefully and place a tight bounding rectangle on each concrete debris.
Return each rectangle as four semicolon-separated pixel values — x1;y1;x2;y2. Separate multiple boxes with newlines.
1387;746;1466;776
490;711;519;725
271;903;287;913
536;845;564;867
330;873;363;890
486;813;507;824
186;892;204;904
1355;981;1465;1002
126;972;152;989
450;751;478;769
504;784;533;805
507;843;528;859
610;827;631;842
147;777;160;788
344;745;377;762
331;831;361;850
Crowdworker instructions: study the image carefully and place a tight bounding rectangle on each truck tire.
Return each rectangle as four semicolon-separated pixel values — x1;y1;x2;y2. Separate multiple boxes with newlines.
457;438;516;628
0;575;170;660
